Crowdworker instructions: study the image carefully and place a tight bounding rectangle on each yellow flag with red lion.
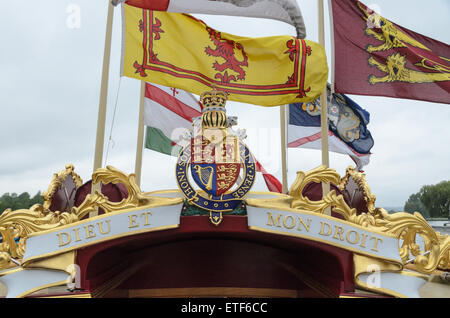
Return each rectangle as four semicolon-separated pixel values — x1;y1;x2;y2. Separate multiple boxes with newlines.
121;3;328;106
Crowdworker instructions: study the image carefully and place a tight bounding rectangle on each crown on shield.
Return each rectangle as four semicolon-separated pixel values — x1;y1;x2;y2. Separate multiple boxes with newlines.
200;86;228;129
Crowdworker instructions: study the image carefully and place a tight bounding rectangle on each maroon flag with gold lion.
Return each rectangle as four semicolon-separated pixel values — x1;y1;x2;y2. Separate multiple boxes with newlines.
331;0;450;104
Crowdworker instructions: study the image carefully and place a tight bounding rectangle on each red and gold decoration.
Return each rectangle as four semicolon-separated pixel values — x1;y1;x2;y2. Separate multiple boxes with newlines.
331;0;450;104
176;87;256;225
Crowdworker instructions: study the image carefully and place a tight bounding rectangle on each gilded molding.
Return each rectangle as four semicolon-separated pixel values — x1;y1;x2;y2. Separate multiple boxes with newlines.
1;164;448;277
93;166;151;210
42;164;83;211
338;166;377;215
337;166;450;273
0;165;174;270
289;165;344;213
437;232;450;271
0;204;78;269
73;166;154;219
285;165;450;274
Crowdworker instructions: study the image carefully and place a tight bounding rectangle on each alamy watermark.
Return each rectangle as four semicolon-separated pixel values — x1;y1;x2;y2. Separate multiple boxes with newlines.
66;263;81;290
366;264;381;289
66;4;81;29
365;3;382;30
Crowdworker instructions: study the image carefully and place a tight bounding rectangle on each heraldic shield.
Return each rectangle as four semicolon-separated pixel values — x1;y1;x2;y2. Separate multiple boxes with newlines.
176;86;256;226
190;132;241;197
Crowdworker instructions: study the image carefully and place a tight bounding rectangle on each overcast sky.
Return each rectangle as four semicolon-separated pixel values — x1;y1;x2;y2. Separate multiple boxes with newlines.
0;0;449;210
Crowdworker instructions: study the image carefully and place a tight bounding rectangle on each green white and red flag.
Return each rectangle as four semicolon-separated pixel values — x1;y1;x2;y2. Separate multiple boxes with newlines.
144;83;282;193
144;82;201;156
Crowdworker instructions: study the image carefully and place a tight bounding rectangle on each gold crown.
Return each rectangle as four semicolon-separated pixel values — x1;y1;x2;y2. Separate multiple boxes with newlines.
200;86;228;129
200;86;228;109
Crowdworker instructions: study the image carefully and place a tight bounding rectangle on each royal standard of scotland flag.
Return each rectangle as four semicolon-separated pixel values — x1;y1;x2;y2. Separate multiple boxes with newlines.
288;87;374;170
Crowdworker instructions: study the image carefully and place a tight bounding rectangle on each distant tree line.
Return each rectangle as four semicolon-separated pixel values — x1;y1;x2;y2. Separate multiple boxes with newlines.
1;183;448;219
404;181;450;219
0;192;44;215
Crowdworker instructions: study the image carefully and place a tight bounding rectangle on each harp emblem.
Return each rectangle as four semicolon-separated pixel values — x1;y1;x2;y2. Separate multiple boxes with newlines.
192;165;214;191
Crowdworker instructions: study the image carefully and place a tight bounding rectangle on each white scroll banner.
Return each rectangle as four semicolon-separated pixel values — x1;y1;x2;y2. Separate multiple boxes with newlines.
247;206;403;263
22;202;402;265
0;268;69;298
356;271;428;298
22;203;184;264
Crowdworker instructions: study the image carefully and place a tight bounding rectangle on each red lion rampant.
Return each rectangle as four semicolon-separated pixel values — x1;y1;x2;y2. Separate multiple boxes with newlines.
205;27;248;83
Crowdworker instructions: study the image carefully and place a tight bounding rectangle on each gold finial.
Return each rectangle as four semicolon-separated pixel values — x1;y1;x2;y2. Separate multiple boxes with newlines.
200;86;228;129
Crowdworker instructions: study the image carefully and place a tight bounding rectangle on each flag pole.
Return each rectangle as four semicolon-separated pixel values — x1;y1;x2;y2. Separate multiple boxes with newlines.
93;1;114;172
280;105;288;194
319;0;331;215
90;1;114;217
134;81;146;187
328;0;336;95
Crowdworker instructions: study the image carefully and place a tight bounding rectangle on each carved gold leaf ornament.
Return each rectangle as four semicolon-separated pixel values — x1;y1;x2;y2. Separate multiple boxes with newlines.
285;165;450;274
0;165;175;270
289;165;343;213
0;164;448;279
42;164;83;211
336;167;449;274
74;166;152;219
338;166;377;214
0;204;78;261
0;251;12;269
381;212;450;274
289;165;341;199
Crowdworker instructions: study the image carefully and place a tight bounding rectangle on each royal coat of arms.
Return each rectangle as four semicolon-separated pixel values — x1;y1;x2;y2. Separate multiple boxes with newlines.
175;87;256;225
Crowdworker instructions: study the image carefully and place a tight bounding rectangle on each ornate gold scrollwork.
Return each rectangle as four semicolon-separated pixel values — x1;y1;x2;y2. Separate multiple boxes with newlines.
289;165;348;214
338;166;449;273
337;167;450;273
0;165;160;270
1;163;448;277
74;166;152;219
338;166;377;214
288;165;450;275
42;164;83;211
288;165;373;225
437;232;450;271
0;204;78;268
373;209;450;274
